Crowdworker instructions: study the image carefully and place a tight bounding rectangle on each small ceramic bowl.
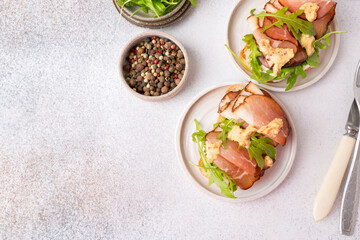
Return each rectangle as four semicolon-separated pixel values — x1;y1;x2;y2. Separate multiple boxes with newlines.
113;0;192;29
119;31;189;102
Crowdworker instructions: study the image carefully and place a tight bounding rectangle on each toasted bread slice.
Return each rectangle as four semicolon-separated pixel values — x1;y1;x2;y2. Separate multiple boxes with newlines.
239;45;252;71
226;84;245;93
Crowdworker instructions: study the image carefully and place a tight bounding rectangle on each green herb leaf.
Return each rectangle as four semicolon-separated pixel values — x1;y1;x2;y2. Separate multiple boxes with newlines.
248;144;264;170
250;8;256;15
243;34;263;78
189;0;197;7
228;21;346;91
215;118;274;170
305;48;319;67
250;134;276;159
151;0;166;16
285;65;306;91
192;119;207;143
225;44;252;72
248;134;277;169
191;119;237;198
254;6;315;40
314;27;347;50
117;0;195;18
242;34;278;84
241;34;307;91
216;117;243;149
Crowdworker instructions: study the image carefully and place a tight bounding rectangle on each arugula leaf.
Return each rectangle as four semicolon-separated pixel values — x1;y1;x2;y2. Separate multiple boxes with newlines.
225;44;252;72
305;47;319;67
254;6;315;40
216;117;243;148
117;0;196;18
192;119;237;198
189;0;197;7
240;34;308;91
192;119;207;143
242;34;276;84
250;134;276;159
314;28;347;50
305;28;347;69
243;34;263;78
285;65;306;91
151;0;166;16
248;134;277;170
213;118;276;170
250;8;256;15
193;117;278;191
226;17;346;91
248;144;264;169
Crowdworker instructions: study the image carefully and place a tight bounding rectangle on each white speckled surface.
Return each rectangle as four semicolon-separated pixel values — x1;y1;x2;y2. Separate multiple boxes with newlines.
1;0;360;239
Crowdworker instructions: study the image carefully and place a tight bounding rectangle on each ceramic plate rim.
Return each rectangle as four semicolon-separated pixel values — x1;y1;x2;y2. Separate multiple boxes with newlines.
225;0;341;92
175;82;297;202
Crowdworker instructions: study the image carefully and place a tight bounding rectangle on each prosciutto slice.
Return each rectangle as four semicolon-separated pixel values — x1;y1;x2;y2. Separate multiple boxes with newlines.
234;95;289;145
278;0;336;19
206;132;258;175
284;45;307;67
312;4;336;38
213;155;263;190
220;94;289;145
218;83;289;145
247;15;298;54
277;0;336;38
263;16;298;46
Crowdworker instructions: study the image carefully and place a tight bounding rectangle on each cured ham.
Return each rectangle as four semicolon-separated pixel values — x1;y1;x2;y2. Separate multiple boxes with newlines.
247;16;298;54
213;155;263;190
261;3;308;66
263;16;298;46
219;83;289;146
247;15;299;71
313;4;336;38
284;45;308;67
230;95;289;145
278;0;336;19
206;132;258;175
277;0;336;38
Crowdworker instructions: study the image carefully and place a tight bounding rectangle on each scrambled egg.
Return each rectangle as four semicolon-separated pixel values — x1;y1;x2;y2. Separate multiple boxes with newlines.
264;156;273;168
258;39;295;76
300;2;320;22
228;125;258;149
301;34;315;56
207;118;283;159
206;140;222;162
258;118;283;136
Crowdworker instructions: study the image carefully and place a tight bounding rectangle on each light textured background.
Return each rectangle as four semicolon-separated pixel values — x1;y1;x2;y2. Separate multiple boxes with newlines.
1;0;360;239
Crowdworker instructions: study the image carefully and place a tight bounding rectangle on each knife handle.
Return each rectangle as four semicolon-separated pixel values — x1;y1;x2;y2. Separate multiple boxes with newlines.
313;135;356;222
340;136;360;235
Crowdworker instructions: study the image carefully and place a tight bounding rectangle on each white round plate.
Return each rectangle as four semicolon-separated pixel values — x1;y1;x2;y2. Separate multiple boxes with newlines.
226;0;341;92
175;82;297;202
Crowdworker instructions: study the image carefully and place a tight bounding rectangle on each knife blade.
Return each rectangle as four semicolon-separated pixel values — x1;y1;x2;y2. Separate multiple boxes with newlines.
313;100;359;222
340;61;360;235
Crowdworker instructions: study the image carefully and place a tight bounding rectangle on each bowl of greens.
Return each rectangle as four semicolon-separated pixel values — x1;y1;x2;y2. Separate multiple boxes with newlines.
114;0;197;28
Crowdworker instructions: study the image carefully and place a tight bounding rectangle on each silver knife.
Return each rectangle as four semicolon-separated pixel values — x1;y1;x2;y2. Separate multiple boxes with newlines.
313;100;359;222
340;61;360;235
